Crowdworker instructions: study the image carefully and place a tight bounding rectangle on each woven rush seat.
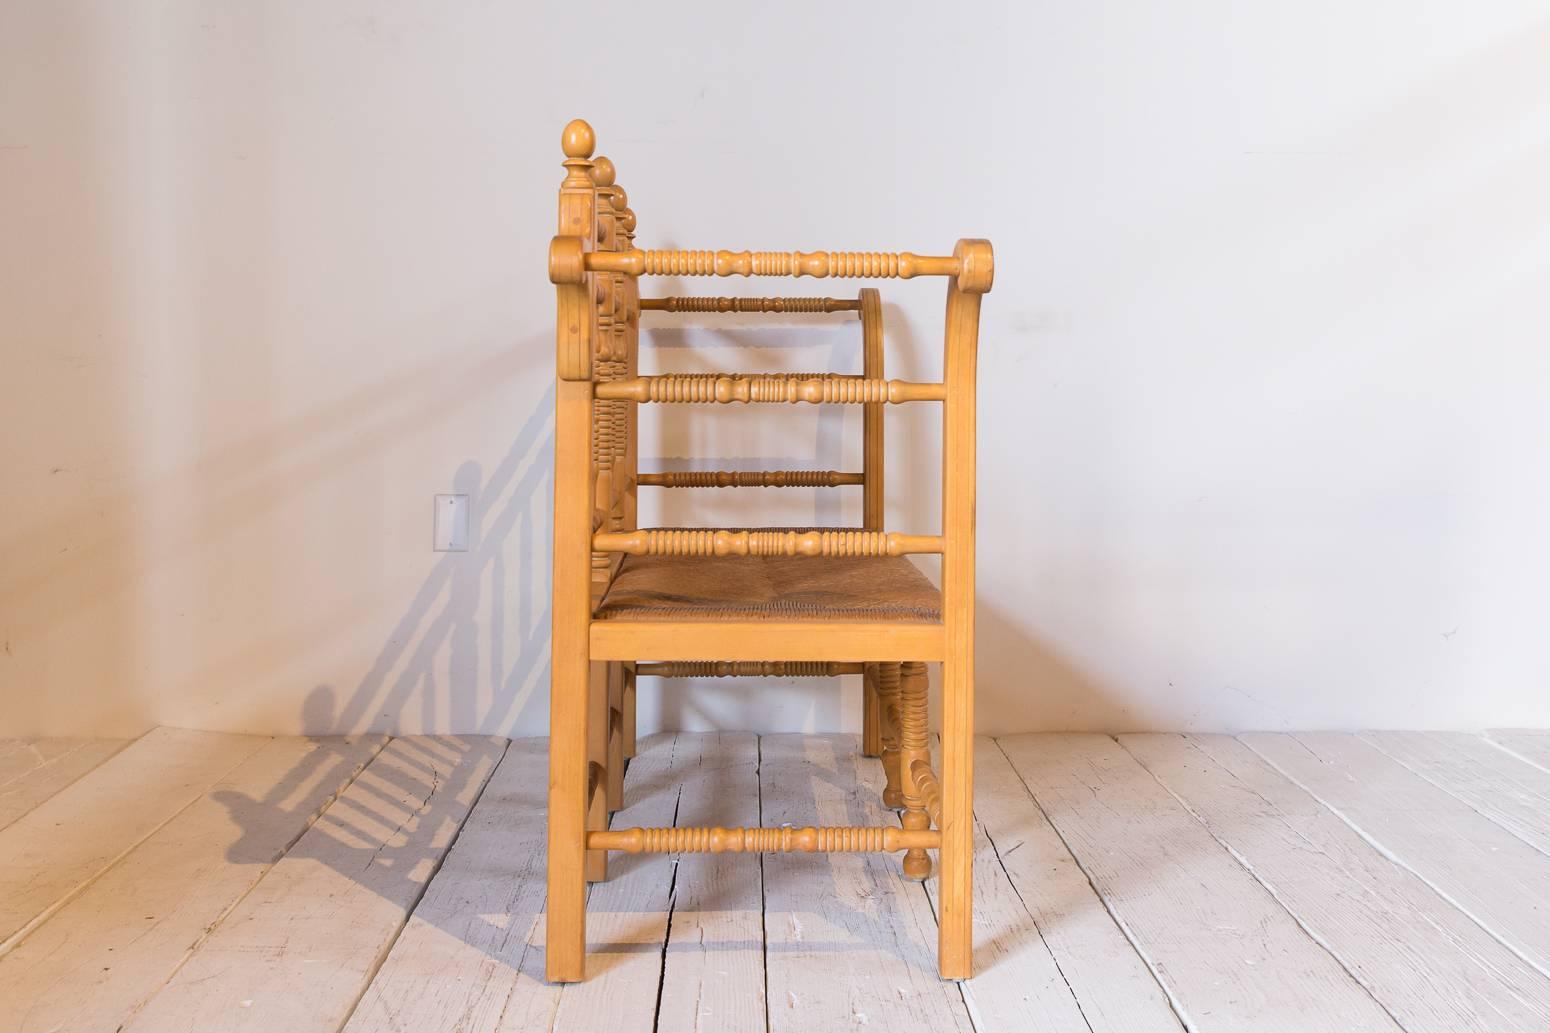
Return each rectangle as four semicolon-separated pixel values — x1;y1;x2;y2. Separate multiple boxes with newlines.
596;550;941;623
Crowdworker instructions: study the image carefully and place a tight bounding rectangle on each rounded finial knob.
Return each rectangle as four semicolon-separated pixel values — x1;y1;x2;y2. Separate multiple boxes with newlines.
589;155;616;187
611;186;628;211
622;209;637;233
561;119;595;159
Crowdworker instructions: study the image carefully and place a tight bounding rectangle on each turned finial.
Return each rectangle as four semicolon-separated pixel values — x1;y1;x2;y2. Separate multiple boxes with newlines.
589;155;616;187
561;119;595;159
621;209;637;234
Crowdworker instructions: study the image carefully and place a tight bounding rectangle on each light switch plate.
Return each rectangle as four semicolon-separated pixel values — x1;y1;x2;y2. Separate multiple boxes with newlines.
434;494;470;551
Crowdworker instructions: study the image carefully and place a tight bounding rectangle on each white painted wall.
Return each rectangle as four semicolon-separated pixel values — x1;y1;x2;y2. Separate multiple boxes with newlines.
4;1;1549;739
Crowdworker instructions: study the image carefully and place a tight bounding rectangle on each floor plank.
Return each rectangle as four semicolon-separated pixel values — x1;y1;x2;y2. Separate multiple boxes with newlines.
1124;732;1550;1033
761;733;973;1033
1488;730;1550;774
1242;731;1550;977
0;727;269;952
0;735;385;1033
550;732;698;1032
0;739;128;831
998;733;1403;1033
341;738;551;1033
0;738;97;786
124;735;505;1033
956;737;1183;1033
654;732;767;1033
1359;731;1550;858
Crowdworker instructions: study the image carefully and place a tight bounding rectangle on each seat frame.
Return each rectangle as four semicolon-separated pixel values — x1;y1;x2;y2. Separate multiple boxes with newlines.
546;118;992;983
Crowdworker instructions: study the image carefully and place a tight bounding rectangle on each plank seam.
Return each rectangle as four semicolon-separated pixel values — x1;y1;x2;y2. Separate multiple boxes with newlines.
650;777;686;1033
0;730;269;960
1483;734;1550;778
977;818;1096;1033
0;740;84;791
992;738;1197;1033
1239;733;1550;983
916;865;985;1031
1357;731;1550;863
333;737;510;1033
109;735;393;1030
757;735;771;1033
1120;735;1413;1033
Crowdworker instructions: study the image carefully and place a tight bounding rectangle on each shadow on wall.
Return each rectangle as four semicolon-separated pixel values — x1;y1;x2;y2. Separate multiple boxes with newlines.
297;383;556;738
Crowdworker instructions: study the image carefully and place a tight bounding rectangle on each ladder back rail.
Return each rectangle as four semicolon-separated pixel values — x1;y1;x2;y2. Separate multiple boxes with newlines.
592;528;943;558
636;661;865;677
590;825;941;853
641;296;860;312
637;470;863;488
595;374;943;404
584;248;963;280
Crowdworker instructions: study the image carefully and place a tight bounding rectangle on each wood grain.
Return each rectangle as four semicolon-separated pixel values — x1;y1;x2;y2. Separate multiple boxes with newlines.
0;727;269;953
1242;731;1550;976
0;736;384;1033
0;738;127;832
1360;730;1550;857
761;734;973;1032
1125;732;1550;1033
342;738;555;1033
956;737;1184;1032
124;736;504;1033
999;733;1403;1032
655;733;767;1033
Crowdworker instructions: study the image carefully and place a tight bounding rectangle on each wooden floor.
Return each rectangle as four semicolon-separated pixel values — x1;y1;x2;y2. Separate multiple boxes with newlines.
2;729;1550;1031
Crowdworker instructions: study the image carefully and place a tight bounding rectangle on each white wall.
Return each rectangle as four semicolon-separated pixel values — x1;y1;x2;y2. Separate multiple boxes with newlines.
4;1;1549;739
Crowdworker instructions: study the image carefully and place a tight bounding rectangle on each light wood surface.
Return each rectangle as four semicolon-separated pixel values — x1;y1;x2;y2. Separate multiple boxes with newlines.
594;373;945;403
958;737;1184;1032
1359;729;1550;856
124;736;504;1032
593;528;942;557
549;731;688;1027
590;619;946;662
999;733;1405;1031
1126;732;1550;1032
760;734;975;1031
0;735;383;1033
342;738;555;1033
636;469;863;487
1243;731;1550;975
3;728;1550;1032
0;738;126;832
0;726;269;953
655;732;766;1033
642;296;859;312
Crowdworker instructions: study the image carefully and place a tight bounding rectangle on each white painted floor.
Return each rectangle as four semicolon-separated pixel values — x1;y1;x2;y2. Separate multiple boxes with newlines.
2;727;1549;1032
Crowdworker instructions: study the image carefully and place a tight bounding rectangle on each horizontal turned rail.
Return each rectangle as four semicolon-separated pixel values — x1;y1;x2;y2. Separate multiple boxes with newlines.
592;528;943;557
637;470;864;488
642;296;860;313
590;825;942;853
595;375;944;404
636;661;865;677
586;249;961;280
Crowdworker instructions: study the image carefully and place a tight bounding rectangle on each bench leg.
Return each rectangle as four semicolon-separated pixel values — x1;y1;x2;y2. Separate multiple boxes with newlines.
606;662;625;810
622;662;637;758
585;661;609;882
546;618;589;982
877;663;904;809
938;654;973;979
862;663;882;757
898;661;932;880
